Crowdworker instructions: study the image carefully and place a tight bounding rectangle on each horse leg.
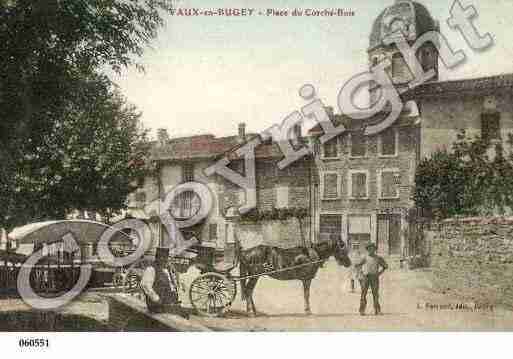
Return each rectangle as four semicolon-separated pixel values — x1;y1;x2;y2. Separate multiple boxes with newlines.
302;279;312;315
239;262;247;301
245;278;259;317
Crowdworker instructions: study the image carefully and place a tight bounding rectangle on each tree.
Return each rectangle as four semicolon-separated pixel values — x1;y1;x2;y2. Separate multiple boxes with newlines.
414;150;466;220
0;1;173;229
4;74;151;228
414;130;513;219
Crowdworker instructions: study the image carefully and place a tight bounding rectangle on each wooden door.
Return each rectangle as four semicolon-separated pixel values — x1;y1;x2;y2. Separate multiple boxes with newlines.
377;214;401;255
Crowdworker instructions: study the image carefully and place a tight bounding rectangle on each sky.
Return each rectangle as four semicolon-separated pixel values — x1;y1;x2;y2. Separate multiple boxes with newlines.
110;0;513;139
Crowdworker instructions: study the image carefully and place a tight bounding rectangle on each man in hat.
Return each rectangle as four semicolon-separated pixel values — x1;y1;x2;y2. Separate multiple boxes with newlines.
141;247;186;317
354;243;388;316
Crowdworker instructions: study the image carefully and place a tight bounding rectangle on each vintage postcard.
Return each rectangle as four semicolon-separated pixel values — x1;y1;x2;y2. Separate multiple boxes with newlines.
2;0;513;346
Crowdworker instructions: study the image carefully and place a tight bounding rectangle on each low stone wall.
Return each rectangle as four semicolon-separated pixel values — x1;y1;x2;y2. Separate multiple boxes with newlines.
106;294;211;331
429;216;513;307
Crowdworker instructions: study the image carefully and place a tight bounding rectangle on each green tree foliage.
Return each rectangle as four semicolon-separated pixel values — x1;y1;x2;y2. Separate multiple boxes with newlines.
414;130;513;219
414;150;466;220
0;1;173;229
7;75;151;227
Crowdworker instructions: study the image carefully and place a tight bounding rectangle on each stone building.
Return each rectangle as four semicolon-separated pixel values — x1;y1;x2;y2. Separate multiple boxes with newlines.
128;0;513;264
309;111;419;260
127;125;313;250
127;128;240;250
308;0;513;262
214;133;314;249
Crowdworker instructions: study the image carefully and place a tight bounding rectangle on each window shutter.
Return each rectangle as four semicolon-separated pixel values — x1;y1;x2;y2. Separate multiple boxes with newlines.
481;113;500;141
352;172;367;198
351;131;366;157
381;128;396;155
323;138;338;158
182;163;194;182
323;173;339;199
209;224;217;242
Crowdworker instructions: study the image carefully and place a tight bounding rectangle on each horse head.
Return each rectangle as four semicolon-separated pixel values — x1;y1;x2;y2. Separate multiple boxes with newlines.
333;240;351;267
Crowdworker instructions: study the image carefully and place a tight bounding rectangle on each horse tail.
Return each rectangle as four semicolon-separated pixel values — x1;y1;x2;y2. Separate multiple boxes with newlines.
239;260;248;301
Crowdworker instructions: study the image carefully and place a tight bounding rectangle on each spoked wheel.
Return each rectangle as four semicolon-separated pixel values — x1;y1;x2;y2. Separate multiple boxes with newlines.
189;272;237;317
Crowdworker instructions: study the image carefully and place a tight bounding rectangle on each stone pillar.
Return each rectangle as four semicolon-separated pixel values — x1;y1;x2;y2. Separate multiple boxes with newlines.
341;212;348;246
400;210;407;257
371;212;378;245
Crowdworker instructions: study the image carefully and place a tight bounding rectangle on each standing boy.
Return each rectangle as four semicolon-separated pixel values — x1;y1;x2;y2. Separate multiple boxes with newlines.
354;243;388;316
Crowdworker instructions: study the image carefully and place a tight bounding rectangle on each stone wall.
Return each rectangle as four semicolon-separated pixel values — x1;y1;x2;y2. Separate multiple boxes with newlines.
219;158;312;214
107;295;210;331
237;217;309;249
429;216;513;307
420;91;513;159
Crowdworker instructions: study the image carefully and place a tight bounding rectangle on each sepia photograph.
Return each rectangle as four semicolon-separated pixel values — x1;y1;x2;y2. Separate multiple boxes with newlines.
1;0;513;356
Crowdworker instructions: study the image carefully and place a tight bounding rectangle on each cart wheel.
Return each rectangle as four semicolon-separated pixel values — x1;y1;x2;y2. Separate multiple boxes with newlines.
124;271;140;293
189;272;237;317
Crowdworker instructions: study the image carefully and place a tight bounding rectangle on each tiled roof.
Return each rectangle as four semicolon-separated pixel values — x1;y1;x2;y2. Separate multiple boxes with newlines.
308;111;417;135
151;133;287;161
151;134;241;161
404;74;513;99
223;136;295;161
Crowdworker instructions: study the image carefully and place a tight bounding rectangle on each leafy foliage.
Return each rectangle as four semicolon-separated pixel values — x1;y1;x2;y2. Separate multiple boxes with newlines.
0;1;173;229
414;150;466;220
414;130;513;219
239;208;309;223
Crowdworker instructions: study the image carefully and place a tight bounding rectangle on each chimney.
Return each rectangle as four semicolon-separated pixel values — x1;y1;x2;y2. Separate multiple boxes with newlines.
157;128;170;147
238;123;246;142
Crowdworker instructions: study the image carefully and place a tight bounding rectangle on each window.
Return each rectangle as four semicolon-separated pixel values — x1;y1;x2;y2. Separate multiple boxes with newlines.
348;216;371;250
208;223;217;242
171;190;200;219
135;191;146;204
392;53;404;77
319;215;342;242
379;169;400;199
391;53;411;79
380;128;398;156
481;112;501;142
420;48;435;72
321;172;340;200
182;163;194;182
350;131;366;157
276;186;289;208
322;137;338;159
228;159;245;176
349;170;369;199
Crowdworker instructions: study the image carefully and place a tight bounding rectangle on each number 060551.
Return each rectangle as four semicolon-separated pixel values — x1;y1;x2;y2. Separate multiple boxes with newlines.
18;338;49;348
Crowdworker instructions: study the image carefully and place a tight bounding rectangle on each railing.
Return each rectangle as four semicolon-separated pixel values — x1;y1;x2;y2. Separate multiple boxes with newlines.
0;264;19;294
0;263;83;295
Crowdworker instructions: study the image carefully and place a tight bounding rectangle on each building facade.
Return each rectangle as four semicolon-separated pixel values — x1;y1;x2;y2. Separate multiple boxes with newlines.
127;125;313;250
308;0;513;261
310;113;419;259
128;0;513;264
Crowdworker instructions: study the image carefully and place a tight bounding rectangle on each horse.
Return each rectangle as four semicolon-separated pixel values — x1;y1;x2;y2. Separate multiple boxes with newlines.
238;238;351;316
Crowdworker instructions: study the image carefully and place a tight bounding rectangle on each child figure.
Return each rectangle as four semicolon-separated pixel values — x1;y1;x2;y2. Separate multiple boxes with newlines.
349;246;363;293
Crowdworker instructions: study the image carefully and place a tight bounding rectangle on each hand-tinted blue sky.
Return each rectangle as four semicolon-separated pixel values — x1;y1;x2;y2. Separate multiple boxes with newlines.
111;0;513;139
